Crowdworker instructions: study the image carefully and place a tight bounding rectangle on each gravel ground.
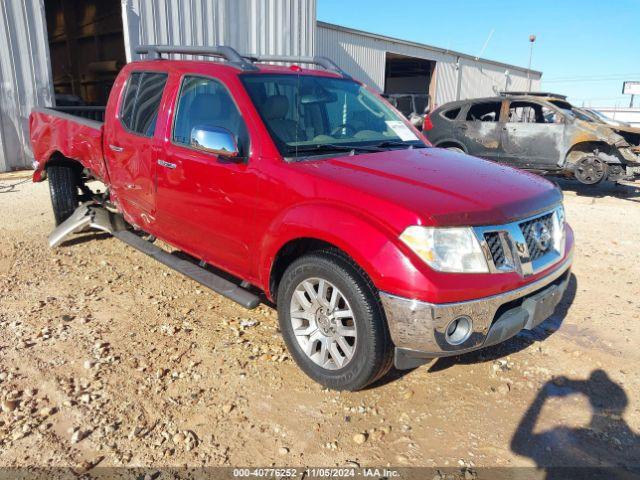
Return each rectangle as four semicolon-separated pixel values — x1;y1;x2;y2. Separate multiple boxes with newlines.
0;171;639;474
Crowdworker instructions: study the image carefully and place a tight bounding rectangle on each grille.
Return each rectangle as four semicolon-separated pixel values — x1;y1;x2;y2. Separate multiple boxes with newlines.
484;232;507;269
519;213;554;261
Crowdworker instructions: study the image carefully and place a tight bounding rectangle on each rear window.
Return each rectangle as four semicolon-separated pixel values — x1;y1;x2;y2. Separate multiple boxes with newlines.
442;107;461;120
466;102;501;122
120;72;168;136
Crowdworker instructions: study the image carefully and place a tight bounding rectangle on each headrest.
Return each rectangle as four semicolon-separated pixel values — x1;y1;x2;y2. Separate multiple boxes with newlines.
263;95;289;120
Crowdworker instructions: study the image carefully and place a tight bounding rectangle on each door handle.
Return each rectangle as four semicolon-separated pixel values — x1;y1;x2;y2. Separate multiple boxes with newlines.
157;159;177;169
109;144;124;152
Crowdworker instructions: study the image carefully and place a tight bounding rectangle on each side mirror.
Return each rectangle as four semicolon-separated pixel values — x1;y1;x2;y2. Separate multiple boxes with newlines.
190;126;239;157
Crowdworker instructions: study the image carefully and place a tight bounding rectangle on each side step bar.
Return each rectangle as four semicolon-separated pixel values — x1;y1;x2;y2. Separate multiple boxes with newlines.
112;231;260;309
49;203;260;309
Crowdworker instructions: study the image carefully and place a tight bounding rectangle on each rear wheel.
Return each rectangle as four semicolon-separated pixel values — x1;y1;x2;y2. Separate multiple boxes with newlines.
47;164;79;225
277;250;393;391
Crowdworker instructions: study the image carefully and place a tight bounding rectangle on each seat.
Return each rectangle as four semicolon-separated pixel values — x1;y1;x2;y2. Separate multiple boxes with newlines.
263;95;304;143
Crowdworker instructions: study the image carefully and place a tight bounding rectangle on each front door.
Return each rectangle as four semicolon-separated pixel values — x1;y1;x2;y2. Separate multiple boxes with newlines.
501;101;565;169
155;75;256;279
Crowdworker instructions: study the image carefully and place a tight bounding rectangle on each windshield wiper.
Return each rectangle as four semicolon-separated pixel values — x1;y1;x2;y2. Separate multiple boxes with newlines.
374;140;427;149
287;143;382;156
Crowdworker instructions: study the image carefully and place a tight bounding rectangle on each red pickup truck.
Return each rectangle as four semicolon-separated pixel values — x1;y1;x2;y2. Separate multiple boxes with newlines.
30;46;574;391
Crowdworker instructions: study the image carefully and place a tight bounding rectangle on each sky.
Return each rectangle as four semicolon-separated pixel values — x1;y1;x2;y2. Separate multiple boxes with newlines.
317;0;640;108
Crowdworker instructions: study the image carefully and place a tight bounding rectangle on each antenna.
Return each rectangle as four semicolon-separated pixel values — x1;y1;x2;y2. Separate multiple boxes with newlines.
476;29;495;60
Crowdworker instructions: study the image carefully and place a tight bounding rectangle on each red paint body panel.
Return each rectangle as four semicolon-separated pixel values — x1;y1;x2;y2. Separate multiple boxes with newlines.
30;110;108;183
29;59;574;305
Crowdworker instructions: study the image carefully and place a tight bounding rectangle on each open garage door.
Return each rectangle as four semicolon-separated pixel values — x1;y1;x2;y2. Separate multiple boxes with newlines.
384;53;435;120
45;0;126;108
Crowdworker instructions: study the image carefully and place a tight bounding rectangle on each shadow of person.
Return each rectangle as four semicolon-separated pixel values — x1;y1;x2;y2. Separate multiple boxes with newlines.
511;370;640;480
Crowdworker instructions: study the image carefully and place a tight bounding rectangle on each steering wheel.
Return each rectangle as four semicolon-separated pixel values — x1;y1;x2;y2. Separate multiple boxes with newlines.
331;124;357;137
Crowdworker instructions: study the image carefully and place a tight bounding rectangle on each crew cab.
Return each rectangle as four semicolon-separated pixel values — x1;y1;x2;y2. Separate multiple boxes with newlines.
424;92;640;185
30;46;574;391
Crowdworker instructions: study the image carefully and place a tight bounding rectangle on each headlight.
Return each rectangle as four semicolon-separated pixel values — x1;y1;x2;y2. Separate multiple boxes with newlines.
400;226;489;273
553;205;566;252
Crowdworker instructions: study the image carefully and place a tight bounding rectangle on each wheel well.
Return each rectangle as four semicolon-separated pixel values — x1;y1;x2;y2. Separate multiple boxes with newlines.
269;238;354;301
46;152;83;171
565;141;613;164
436;141;466;152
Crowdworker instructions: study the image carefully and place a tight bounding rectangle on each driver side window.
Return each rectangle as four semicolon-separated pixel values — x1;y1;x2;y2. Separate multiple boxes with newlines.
172;76;248;154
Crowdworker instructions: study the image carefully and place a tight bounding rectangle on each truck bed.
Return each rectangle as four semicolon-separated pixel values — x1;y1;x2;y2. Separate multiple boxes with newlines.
30;107;108;183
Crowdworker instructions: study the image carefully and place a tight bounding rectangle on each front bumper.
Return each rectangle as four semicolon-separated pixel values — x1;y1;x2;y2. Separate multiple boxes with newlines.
380;254;572;359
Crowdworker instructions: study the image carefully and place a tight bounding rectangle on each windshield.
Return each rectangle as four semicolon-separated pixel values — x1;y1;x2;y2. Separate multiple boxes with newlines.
240;74;426;158
548;100;593;122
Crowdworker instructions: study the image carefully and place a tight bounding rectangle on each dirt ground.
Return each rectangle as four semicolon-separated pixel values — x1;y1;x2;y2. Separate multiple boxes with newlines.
1;171;639;474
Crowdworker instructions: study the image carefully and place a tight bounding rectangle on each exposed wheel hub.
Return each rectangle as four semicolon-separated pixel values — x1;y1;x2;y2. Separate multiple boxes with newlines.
575;156;607;185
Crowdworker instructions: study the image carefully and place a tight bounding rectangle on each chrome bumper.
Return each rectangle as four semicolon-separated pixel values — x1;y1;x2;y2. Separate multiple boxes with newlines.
380;254;572;357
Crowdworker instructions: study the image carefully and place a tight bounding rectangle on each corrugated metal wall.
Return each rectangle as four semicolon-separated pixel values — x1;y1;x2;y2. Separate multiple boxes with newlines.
0;0;53;172
316;23;542;108
122;0;316;61
0;0;315;172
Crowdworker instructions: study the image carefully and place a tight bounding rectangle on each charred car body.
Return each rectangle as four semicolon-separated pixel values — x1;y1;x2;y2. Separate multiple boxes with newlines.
424;92;640;185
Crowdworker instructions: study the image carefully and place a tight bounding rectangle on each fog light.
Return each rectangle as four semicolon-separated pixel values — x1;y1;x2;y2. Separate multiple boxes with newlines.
445;316;472;345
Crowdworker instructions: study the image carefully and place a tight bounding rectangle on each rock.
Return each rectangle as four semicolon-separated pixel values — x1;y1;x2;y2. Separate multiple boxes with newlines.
84;360;96;369
553;376;567;387
38;406;57;417
497;383;510;395
1;399;18;412
278;446;289;455
71;429;90;444
352;433;367;445
172;432;186;444
396;454;409;464
240;319;258;328
222;403;234;414
370;429;385;441
402;390;414;399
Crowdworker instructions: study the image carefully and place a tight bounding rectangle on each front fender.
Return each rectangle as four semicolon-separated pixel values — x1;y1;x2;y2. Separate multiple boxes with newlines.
257;202;428;301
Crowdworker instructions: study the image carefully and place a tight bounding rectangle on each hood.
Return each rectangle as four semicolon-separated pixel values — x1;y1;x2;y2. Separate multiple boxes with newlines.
295;148;562;227
574;119;629;146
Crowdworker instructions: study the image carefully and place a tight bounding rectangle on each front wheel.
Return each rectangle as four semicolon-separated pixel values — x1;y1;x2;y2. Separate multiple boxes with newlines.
277;251;393;391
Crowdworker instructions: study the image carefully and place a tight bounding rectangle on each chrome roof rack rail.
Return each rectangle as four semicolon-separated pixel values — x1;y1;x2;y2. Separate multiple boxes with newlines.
243;54;351;78
135;45;259;71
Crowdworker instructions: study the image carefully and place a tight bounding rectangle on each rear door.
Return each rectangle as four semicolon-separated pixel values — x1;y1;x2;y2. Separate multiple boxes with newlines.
501;100;565;169
458;101;505;160
104;71;168;222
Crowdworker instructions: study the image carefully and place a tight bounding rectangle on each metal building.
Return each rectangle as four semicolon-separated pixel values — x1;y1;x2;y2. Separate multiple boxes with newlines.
0;0;315;173
317;22;542;107
0;0;541;173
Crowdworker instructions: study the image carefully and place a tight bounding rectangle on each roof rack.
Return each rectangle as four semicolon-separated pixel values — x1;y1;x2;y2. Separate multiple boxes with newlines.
500;91;567;100
135;45;259;71
134;45;351;77
244;54;351;78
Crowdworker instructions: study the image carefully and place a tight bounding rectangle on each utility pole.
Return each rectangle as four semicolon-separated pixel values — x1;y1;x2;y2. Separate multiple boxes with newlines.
527;34;536;92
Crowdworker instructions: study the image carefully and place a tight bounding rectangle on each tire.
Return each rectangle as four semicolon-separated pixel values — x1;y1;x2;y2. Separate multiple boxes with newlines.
47;164;79;225
277;250;393;391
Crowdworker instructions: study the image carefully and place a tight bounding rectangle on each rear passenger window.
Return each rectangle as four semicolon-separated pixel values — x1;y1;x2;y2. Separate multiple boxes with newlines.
466;102;501;122
442;107;461;120
120;72;168;136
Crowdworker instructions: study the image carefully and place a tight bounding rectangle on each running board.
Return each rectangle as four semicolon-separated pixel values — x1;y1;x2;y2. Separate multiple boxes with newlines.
48;203;260;309
112;230;260;309
48;203;125;248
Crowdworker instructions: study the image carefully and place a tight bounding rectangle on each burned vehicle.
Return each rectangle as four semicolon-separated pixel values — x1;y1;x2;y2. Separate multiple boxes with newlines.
424;92;640;185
